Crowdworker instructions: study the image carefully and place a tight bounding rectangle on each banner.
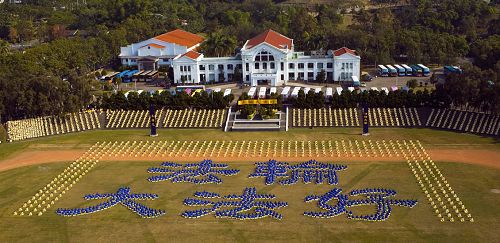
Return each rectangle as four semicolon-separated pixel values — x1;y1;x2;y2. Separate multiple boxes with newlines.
238;99;278;105
362;105;369;135
150;104;158;137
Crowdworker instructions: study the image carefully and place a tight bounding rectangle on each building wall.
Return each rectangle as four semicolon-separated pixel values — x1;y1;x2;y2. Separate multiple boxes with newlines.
171;51;361;85
333;53;361;81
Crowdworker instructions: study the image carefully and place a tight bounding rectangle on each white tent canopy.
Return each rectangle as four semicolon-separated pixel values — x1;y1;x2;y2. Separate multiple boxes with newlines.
336;87;343;95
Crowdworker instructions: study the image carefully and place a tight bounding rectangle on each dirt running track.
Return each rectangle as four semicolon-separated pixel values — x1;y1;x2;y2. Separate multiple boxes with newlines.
0;148;499;172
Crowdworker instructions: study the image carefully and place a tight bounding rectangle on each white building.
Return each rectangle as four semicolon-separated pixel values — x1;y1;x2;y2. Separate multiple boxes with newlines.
119;29;204;70
120;29;360;86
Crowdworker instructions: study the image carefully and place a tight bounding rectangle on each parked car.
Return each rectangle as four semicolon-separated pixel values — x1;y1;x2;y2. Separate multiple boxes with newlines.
362;73;373;81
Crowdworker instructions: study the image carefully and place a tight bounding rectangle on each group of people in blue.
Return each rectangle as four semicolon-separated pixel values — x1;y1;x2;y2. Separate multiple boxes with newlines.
147;159;240;184
304;188;418;221
55;187;165;218
55;159;417;221
249;159;347;185
182;187;288;220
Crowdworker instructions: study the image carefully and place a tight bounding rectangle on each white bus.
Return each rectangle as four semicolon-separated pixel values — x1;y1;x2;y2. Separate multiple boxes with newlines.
377;65;389;77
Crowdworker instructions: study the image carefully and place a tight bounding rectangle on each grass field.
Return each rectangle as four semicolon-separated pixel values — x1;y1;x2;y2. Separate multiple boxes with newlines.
0;128;498;242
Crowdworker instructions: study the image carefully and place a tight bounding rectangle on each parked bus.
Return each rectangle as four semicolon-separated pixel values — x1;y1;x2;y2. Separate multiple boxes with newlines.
410;65;423;77
401;64;413;76
394;64;406;76
385;65;398;77
444;65;463;75
132;70;144;82
123;70;139;83
377;65;389;77
100;72;119;82
145;71;159;82
417;64;430;76
115;70;131;80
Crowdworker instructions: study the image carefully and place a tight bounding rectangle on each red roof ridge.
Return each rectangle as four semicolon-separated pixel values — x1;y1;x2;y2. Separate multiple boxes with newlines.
181;50;202;60
246;29;293;50
154;29;204;48
334;47;358;56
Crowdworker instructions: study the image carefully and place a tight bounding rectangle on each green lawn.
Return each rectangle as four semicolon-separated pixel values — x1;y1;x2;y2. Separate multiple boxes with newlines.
0;160;498;242
0;128;498;242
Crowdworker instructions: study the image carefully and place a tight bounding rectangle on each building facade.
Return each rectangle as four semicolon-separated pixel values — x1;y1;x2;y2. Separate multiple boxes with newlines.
120;29;360;86
119;29;204;70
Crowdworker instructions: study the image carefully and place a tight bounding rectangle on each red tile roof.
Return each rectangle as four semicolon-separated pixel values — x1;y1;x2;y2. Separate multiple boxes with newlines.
181;50;202;60
154;29;204;48
334;47;358;56
246;29;293;50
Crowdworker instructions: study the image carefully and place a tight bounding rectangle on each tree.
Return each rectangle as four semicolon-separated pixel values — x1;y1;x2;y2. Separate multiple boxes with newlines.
316;69;326;84
199;30;237;57
407;79;418;89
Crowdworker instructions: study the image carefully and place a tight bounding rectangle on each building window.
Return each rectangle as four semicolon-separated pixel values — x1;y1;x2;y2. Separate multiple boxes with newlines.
227;64;233;70
298;63;304;69
298;72;305;80
289;63;295;69
209;74;215;81
255;63;260;69
308;63;314;69
246;75;249;81
327;72;333;81
199;65;205;71
280;62;284;71
270;62;275;69
255;51;275;62
327;62;333;68
350;63;353;69
162;58;169;62
308;72;314;80
289;73;295;80
200;74;206;82
188;66;191;72
245;63;249;71
317;63;323;69
237;64;242;70
218;64;224;70
209;65;214;71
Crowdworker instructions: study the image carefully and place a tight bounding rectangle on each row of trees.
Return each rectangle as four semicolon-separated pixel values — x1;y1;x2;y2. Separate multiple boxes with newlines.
100;90;234;111
289;87;450;109
0;0;499;121
0;32;123;122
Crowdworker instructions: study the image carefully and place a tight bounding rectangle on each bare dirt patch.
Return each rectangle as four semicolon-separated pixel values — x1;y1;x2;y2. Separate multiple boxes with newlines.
428;149;500;169
0;150;86;172
1;147;500;172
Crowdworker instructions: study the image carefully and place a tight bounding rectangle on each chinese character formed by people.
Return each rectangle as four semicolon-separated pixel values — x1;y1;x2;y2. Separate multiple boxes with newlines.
249;160;347;185
182;187;288;220
304;188;417;221
147;159;240;184
56;187;166;218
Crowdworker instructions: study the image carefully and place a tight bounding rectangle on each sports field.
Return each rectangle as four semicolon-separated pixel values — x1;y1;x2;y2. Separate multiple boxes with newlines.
0;128;499;242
